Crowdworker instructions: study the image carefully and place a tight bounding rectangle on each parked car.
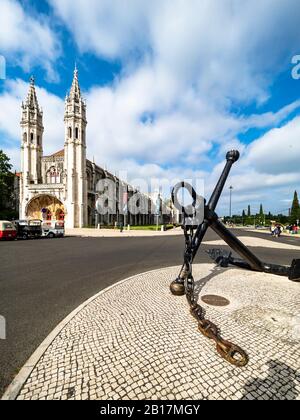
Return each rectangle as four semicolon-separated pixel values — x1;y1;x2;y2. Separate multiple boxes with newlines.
14;219;43;239
42;221;65;238
0;221;17;240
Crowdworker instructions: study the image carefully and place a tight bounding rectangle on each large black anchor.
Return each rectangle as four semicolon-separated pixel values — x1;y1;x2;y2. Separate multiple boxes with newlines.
170;150;300;367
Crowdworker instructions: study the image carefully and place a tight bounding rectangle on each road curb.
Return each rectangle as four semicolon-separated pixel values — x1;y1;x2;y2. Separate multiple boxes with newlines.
1;266;173;400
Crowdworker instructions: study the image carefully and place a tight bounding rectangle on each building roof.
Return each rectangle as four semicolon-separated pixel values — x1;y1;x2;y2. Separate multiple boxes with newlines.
44;149;65;158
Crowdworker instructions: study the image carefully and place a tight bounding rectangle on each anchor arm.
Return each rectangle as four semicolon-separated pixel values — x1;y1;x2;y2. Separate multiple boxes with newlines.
210;217;263;272
207;218;300;281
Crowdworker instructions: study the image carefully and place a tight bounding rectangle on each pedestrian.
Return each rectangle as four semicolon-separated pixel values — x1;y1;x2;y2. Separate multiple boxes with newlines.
120;221;124;233
276;224;282;237
270;224;276;237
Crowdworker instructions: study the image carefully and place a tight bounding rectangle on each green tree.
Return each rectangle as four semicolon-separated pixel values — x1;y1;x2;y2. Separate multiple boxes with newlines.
290;191;300;224
242;210;247;226
259;204;263;215
247;205;251;217
0;150;15;218
258;203;265;225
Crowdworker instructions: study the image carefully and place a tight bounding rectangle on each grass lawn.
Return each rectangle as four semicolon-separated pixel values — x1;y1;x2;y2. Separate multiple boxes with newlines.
128;225;174;231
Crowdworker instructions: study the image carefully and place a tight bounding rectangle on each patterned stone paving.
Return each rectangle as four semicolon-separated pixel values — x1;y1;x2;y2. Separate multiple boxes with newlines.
16;264;300;400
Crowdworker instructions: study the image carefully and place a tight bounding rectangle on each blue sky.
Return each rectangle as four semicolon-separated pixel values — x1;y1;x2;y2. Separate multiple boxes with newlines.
0;0;300;216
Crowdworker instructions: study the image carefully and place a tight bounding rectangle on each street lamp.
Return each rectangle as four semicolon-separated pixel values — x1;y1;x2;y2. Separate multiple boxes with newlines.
229;186;233;220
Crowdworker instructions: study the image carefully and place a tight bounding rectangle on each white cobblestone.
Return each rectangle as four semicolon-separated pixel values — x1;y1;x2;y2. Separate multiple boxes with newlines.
16;264;300;400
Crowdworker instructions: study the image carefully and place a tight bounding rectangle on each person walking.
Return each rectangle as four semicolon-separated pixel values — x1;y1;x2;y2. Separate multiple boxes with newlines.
270;223;277;237
276;224;282;238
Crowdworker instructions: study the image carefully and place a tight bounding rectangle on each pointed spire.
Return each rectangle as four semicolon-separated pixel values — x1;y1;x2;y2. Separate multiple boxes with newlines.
25;75;40;111
69;64;81;101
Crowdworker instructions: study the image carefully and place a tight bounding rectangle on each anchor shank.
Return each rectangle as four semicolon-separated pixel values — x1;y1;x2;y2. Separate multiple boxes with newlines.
208;160;234;211
190;150;240;260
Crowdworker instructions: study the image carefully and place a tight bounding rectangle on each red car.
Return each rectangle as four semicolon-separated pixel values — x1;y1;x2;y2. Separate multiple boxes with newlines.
0;221;17;240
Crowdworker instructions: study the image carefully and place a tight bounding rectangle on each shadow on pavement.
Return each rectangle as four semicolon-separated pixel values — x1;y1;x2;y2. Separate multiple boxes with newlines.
193;264;231;302
242;360;300;400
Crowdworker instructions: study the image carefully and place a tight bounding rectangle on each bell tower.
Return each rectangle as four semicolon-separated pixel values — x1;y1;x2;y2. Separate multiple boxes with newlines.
20;76;44;218
64;66;87;228
20;76;44;185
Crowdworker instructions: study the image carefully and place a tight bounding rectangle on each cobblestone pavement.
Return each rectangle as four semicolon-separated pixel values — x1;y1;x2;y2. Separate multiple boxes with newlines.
204;236;300;250
14;264;300;400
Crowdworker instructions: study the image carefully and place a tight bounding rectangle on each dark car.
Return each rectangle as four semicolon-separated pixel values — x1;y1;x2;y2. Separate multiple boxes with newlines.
14;220;43;240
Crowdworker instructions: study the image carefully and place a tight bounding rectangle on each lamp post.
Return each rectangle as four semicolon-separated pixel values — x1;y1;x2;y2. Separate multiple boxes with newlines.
229;186;233;221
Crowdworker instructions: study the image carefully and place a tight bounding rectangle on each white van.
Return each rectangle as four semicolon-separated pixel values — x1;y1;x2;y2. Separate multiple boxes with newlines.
42;221;65;238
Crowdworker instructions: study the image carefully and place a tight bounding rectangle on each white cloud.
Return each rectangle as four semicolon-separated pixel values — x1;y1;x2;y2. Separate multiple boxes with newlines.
0;0;60;80
214;117;300;214
244;117;300;175
46;0;300;215
49;0;300;103
1;68;299;215
84;63;300;171
1;0;300;215
48;0;151;60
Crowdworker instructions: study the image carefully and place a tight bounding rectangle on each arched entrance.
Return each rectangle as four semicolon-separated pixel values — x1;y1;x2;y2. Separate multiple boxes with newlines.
26;195;65;223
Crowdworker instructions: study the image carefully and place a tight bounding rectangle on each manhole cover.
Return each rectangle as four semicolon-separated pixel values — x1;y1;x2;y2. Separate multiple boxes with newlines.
201;294;230;307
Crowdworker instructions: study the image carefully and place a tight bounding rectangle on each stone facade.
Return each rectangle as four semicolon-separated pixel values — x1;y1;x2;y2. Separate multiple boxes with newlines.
19;70;161;228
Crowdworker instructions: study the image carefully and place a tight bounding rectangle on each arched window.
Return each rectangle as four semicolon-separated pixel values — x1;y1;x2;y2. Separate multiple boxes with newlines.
37;135;40;145
69;127;72;138
30;133;34;143
51;169;60;184
56;209;65;221
47;167;61;184
75;127;79;139
23;132;27;143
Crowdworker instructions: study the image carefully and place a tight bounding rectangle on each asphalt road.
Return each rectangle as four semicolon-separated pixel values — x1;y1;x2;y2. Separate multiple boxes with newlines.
0;228;299;396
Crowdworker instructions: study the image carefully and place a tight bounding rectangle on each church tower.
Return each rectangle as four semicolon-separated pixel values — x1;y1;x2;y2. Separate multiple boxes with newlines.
20;76;44;217
20;76;44;184
64;66;87;228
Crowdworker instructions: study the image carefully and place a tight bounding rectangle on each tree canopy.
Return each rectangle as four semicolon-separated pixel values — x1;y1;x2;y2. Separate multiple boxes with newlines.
291;190;300;224
0;150;16;219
